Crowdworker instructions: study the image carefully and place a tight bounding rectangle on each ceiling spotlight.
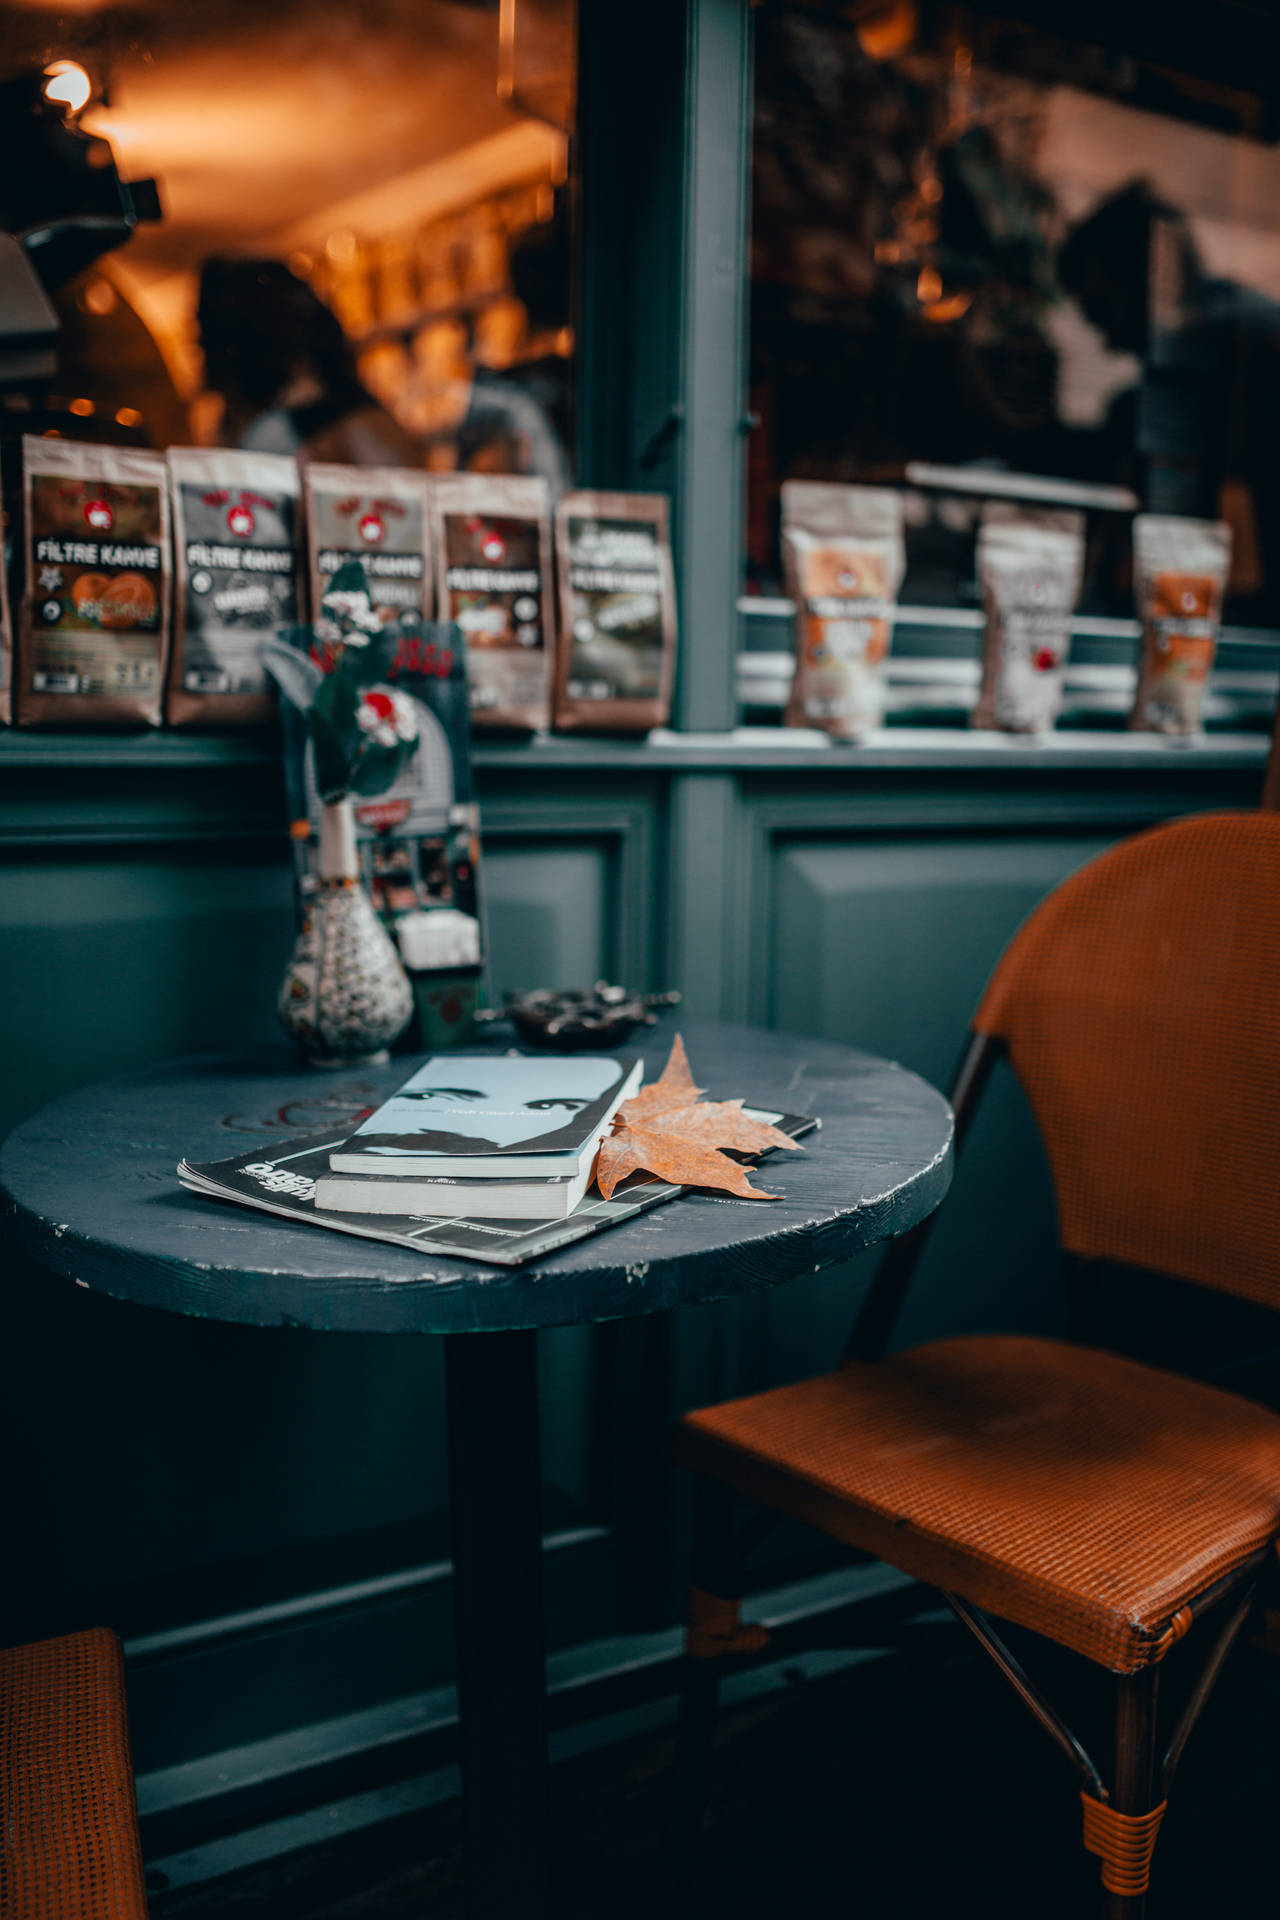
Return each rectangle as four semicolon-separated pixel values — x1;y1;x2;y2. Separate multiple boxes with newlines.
43;60;93;115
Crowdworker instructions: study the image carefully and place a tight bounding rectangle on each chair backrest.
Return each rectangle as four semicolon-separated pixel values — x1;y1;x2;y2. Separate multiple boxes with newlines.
973;810;1280;1310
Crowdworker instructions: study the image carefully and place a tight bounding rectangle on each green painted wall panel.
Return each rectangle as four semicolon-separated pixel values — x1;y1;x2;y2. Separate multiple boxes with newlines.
0;848;294;1139
759;832;1117;1382
483;842;612;996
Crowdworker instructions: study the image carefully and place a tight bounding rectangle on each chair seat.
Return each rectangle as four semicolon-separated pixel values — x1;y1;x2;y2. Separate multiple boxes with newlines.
0;1627;149;1920
677;1335;1280;1673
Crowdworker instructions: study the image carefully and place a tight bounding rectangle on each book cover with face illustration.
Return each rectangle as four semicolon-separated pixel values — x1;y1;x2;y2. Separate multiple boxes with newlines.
338;1053;637;1160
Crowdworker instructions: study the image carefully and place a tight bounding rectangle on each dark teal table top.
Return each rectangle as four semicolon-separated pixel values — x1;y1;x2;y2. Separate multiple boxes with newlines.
0;1020;953;1335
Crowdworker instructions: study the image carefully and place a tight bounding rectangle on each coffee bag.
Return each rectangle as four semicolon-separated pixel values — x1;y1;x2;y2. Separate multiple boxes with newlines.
17;435;170;726
552;491;676;733
1130;515;1232;736
782;482;905;738
304;462;432;627
973;506;1084;733
431;473;553;730
167;447;301;725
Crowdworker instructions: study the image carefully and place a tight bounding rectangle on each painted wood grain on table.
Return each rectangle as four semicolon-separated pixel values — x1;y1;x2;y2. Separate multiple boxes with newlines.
0;1020;953;1336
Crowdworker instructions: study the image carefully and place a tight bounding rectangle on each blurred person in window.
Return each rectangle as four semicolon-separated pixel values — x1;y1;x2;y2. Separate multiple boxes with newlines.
453;194;572;493
196;257;422;467
399;196;571;493
1060;180;1280;613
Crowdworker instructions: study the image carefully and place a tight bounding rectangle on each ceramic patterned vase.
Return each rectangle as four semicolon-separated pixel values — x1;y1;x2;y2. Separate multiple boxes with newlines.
279;798;413;1068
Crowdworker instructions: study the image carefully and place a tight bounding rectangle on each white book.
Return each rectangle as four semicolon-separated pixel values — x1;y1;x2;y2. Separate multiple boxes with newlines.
328;1054;641;1178
314;1154;601;1221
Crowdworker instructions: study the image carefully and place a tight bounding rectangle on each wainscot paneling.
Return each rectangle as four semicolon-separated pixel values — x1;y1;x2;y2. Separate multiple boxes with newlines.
0;727;1268;1871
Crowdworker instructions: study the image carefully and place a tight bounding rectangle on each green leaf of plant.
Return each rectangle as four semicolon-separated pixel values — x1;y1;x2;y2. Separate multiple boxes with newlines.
343;624;400;688
323;558;371;602
314;664;359;745
308;707;350;802
348;739;414;797
259;635;324;710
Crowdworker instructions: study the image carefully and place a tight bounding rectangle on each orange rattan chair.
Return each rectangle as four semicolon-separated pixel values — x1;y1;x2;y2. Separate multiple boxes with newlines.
0;1627;149;1918
667;810;1280;1918
1262;693;1280;810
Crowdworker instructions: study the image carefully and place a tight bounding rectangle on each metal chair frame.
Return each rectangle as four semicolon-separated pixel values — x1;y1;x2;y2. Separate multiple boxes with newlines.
667;1025;1278;1919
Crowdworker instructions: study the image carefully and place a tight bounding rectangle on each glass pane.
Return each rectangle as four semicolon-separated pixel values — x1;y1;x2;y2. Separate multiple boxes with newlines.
0;1;575;485
749;2;1280;627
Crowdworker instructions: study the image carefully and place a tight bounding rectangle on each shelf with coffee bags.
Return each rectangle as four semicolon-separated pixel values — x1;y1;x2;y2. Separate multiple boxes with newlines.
737;595;1280;738
0;715;1269;782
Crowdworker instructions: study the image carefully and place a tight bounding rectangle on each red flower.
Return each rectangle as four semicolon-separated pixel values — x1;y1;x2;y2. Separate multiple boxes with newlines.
1033;647;1058;672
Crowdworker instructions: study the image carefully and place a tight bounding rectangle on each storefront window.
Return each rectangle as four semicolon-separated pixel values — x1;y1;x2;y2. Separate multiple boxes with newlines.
748;1;1280;654
0;0;575;484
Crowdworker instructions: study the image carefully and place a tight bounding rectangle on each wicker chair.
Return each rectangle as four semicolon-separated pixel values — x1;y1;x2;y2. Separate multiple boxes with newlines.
1262;697;1280;810
668;809;1280;1918
0;1627;149;1918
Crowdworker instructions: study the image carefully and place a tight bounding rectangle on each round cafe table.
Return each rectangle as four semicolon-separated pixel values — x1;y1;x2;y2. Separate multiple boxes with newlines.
0;1017;953;1920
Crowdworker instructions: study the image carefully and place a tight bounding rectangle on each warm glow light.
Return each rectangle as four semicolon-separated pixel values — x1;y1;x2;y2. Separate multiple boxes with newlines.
80;277;117;317
917;267;943;304
69;396;95;416
855;0;919;62
115;407;142;428
43;60;92;114
920;290;974;325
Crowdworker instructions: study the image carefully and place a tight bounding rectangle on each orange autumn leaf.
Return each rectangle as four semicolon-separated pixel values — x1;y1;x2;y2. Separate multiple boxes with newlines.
596;1126;776;1200
653;1098;799;1158
620;1031;703;1122
594;1035;802;1202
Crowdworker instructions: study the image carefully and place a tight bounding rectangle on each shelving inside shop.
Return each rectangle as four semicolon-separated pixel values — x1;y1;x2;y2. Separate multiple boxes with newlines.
737;599;1280;734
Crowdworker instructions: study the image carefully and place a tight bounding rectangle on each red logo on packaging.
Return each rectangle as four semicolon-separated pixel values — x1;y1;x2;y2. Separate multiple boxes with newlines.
228;503;255;538
480;530;505;563
355;796;412;831
84;499;113;532
358;512;385;545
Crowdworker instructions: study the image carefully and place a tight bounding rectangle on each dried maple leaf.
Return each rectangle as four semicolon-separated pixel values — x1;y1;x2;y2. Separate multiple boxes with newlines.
619;1031;703;1122
594;1035;802;1202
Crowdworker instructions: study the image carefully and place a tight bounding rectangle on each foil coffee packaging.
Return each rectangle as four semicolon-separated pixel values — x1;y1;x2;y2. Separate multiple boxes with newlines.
782;481;905;739
972;506;1084;733
552;490;676;732
17;435;170;726
431;473;553;730
1130;514;1232;736
304;462;432;626
167;447;301;725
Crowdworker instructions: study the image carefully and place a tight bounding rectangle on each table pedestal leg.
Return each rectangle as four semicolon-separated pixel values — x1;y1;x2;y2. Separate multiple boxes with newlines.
445;1329;548;1920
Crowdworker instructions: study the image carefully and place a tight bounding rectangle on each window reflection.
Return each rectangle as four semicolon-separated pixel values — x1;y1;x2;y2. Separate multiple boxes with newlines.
749;2;1280;623
0;0;574;488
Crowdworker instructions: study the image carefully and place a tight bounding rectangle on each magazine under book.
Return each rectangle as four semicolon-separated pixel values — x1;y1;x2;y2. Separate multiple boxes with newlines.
178;1111;819;1268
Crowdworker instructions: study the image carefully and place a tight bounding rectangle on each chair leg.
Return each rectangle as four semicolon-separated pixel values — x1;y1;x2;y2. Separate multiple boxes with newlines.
663;1479;746;1894
1100;1668;1162;1920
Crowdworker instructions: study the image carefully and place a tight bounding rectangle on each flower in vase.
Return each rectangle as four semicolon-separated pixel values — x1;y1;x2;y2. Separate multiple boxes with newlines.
260;557;432;803
357;686;419;750
324;589;383;638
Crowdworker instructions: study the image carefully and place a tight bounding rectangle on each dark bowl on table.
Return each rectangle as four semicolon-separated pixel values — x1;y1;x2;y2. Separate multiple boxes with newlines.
476;985;681;1051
